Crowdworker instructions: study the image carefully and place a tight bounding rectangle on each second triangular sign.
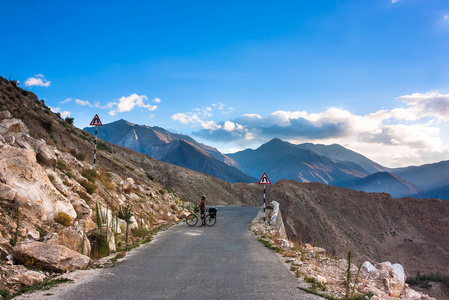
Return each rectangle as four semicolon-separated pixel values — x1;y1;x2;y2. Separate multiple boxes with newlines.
258;173;271;185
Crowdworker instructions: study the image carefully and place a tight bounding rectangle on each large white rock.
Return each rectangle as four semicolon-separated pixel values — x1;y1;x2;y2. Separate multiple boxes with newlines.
361;261;379;277
17;270;46;286
375;261;393;274
13;240;91;272
391;263;406;284
0;110;12;119
384;277;405;298
0;118;28;135
0;145;76;220
46;168;69;195
0;183;16;200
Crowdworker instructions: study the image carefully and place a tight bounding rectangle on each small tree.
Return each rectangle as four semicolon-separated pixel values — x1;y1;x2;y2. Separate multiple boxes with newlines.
118;205;133;245
65;117;74;125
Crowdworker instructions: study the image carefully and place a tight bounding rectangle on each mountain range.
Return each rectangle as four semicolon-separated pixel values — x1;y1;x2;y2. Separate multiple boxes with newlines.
84;120;256;183
85;120;449;200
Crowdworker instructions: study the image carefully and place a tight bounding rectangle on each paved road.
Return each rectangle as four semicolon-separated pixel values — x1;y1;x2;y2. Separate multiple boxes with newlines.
44;206;319;300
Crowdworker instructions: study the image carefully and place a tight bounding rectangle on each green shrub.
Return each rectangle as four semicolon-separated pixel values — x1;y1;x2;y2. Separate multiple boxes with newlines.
97;141;111;153
54;211;73;226
56;160;67;171
74;153;85;161
145;172;154;181
48;174;55;183
132;227;150;238
65;117;74;125
80;180;96;194
99;172;115;190
41;119;53;132
81;169;98;182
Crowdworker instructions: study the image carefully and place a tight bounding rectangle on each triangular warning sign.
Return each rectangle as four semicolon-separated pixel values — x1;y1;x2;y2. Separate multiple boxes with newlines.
258;173;271;185
90;114;102;126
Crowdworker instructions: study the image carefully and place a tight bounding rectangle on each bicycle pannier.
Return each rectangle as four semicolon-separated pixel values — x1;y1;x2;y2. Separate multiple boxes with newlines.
209;207;217;218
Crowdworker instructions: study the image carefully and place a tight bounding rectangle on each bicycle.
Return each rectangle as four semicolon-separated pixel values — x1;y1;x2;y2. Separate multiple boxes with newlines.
186;207;217;226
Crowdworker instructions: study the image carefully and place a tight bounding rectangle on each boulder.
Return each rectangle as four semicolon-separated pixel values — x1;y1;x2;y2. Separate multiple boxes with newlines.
18;270;46;286
384;277;405;298
375;261;392;274
0;110;12;119
178;211;189;219
43;226;91;256
13;240;91;272
46;169;69;195
361;261;379;277
0;235;12;259
0;183;16;200
36;143;56;166
0;118;27;134
0;145;76;221
391;263;406;284
71;198;91;219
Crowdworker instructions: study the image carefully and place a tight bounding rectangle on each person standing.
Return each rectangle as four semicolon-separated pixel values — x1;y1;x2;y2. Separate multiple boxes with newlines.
199;195;206;227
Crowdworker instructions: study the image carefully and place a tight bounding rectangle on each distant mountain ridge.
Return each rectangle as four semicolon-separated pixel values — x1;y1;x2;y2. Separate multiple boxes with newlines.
227;138;374;184
84;120;255;183
85;121;449;200
228;138;448;199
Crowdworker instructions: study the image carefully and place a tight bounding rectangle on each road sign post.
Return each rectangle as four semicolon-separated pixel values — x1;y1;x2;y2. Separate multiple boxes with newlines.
90;114;103;169
258;173;271;222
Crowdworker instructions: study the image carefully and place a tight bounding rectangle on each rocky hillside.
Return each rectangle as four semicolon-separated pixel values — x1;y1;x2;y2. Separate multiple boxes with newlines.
269;180;449;277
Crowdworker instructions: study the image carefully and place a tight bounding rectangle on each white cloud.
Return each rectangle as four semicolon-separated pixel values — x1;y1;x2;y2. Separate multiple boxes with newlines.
107;93;157;116
179;91;449;166
24;74;51;88
75;99;93;107
392;0;399;3
49;107;71;119
153;98;161;103
212;102;235;114
395;92;449;121
60;98;72;104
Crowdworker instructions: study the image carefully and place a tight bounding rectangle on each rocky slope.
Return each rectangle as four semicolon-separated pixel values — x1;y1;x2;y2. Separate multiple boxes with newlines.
251;211;436;300
268;180;449;277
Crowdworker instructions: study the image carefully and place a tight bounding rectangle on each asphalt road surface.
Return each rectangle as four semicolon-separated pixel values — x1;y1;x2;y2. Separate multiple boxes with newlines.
40;206;319;300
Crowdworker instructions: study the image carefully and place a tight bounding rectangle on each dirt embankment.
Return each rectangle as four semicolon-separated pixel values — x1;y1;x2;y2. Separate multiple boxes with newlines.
270;180;449;277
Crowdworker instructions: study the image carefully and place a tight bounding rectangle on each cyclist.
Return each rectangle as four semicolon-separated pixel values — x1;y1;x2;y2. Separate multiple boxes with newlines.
199;195;206;227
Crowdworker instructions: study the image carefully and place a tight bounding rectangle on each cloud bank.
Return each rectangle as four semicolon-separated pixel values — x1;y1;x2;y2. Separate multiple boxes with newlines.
24;74;51;88
172;92;449;166
108;94;158;116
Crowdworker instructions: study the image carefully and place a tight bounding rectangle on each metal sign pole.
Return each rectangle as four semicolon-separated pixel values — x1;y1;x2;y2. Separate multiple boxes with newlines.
94;125;97;169
263;184;266;222
258;173;271;223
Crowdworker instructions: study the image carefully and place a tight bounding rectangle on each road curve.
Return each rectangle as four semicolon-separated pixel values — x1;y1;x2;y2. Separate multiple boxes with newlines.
24;206;319;300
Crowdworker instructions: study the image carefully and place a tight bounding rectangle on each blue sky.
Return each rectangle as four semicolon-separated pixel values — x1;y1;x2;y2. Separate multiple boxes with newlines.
2;0;449;167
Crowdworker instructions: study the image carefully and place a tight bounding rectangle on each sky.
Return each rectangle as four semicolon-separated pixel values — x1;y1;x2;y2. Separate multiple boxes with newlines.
2;0;449;168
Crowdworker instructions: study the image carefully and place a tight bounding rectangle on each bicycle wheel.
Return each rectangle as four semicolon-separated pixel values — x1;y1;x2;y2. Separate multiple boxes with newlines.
205;214;216;226
186;214;198;226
